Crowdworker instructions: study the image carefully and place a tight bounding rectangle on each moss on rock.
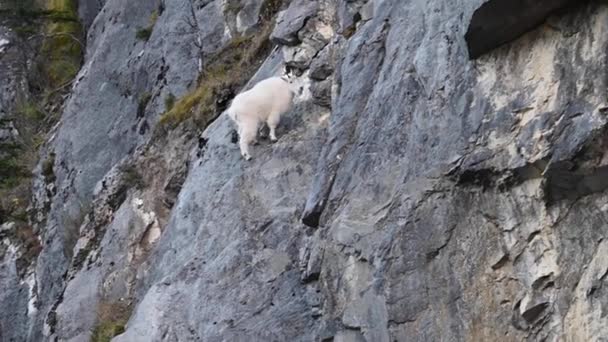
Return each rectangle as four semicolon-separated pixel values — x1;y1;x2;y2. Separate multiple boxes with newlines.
158;3;282;130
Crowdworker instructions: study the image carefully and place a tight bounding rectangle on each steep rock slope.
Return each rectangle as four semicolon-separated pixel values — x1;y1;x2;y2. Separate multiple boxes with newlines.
1;0;608;341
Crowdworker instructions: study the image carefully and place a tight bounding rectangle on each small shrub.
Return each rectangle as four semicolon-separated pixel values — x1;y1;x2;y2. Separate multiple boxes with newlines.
41;152;56;184
92;321;125;342
32;135;46;149
17;101;45;122
0;157;29;189
164;93;175;112
137;92;152;118
0;142;22;154
135;10;158;41
159;84;214;128
0;177;32;224
224;0;244;16
0;138;33;221
135;27;152;41
105;164;147;212
46;58;80;87
91;301;132;342
13;24;37;37
120;164;146;190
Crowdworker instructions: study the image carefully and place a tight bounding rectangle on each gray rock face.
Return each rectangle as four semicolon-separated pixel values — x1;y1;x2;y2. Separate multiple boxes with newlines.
271;0;319;46
25;0;235;339
0;26;25;156
465;0;577;58
2;0;608;341
235;0;264;34
0;224;32;342
114;53;328;341
78;0;106;30
0;19;37;342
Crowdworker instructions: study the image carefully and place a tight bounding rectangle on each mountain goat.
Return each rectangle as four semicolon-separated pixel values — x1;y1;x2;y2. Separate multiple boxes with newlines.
226;75;295;160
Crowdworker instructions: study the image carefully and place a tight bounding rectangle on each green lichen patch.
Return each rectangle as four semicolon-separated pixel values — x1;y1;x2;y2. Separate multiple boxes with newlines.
41;0;83;88
91;301;133;342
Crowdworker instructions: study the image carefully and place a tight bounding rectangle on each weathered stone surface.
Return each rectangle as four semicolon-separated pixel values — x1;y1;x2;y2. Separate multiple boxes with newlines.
0;224;32;342
310;78;332;107
299;230;324;282
282;7;334;70
235;0;264;34
465;0;577;58
113;50;330;340
271;0;319;46
10;0;239;340
3;0;608;341
0;18;38;342
0;26;25;155
78;0;106;30
309;39;341;80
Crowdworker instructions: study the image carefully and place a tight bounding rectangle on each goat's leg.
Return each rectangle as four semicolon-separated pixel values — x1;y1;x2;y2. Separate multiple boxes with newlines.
239;124;257;161
267;111;281;143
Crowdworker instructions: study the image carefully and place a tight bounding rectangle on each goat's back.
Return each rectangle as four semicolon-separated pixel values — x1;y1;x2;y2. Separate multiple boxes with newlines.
231;77;293;120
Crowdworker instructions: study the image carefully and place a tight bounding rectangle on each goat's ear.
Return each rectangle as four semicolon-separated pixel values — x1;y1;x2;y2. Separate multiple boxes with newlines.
284;68;297;84
282;64;296;80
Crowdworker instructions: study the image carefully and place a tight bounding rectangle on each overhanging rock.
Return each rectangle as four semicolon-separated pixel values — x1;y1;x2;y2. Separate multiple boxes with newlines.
465;0;578;59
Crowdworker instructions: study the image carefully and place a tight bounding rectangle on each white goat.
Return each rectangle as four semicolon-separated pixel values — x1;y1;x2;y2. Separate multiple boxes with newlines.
226;75;295;160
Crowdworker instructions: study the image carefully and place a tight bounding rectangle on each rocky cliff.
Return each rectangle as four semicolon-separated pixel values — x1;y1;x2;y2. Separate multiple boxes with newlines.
1;0;608;341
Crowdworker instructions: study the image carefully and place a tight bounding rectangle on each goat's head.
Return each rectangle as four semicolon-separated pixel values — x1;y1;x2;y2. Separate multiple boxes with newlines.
280;65;298;84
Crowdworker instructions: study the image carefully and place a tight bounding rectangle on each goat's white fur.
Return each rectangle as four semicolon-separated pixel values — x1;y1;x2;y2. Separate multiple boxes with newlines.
226;76;294;160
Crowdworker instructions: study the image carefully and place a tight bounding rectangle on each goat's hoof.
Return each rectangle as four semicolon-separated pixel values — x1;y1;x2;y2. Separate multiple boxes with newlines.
270;137;278;143
243;154;252;161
